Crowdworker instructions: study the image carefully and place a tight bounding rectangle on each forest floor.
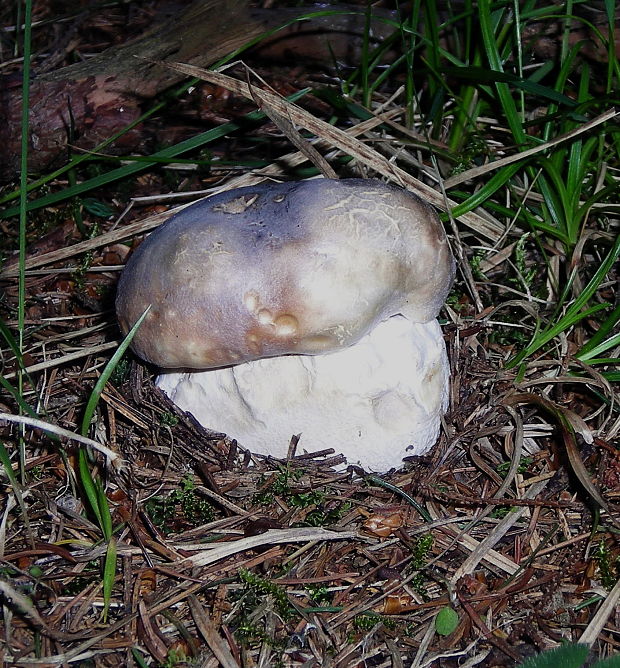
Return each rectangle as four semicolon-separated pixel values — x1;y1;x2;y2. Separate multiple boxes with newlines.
0;1;619;666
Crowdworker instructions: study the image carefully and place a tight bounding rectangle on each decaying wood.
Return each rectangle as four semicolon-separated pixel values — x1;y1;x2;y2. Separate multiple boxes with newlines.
0;0;262;181
0;1;397;182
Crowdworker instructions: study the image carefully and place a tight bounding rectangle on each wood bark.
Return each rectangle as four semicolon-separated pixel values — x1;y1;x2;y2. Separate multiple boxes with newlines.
0;0;271;181
0;1;396;182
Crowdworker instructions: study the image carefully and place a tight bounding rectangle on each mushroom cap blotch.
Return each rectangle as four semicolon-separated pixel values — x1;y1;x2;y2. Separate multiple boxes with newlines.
116;178;454;369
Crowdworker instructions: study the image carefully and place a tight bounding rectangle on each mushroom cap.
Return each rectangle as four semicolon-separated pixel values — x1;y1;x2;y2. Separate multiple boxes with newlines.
156;315;450;471
116;178;454;369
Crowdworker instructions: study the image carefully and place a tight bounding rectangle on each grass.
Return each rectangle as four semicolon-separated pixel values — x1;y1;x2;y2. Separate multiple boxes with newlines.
0;0;619;665
15;0;33;488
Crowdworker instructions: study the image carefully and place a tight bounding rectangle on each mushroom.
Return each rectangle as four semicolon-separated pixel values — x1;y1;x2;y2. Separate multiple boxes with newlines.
116;178;455;471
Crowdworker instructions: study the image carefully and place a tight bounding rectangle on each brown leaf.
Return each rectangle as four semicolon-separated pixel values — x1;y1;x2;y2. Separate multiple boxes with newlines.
363;510;405;538
379;594;416;615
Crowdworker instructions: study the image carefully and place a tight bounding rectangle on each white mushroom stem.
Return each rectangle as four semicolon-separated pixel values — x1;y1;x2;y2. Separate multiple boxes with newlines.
156;315;449;472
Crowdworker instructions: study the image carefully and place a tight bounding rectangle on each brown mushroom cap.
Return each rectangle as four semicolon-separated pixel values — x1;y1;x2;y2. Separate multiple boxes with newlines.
116;178;455;369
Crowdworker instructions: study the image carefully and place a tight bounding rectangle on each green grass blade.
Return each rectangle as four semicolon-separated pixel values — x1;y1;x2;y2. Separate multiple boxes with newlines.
508;233;620;368
18;0;32;352
17;0;34;488
603;0;620;93
0;440;20;489
594;653;620;668
537;158;569;231
477;0;526;146
509;304;609;370
0;376;40;421
0;318;24;362
366;474;432;522
579;357;620;367
577;303;620;357
0;318;45;396
78;448;104;531
101;537;117;623
360;4;372;108
0;440;34;548
515;643;588;668
96;479;113;541
449;162;524;218
439;66;578;107
577;333;620;362
131;649;150;668
542;41;583;142
80;307;150;437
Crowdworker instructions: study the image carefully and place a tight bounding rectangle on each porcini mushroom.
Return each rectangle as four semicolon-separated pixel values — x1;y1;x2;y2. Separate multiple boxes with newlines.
116;178;455;471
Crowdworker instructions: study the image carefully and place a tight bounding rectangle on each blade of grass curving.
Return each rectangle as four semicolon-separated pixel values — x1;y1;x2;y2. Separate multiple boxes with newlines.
0;441;20;491
101;537;117;623
131;649;150;668
77;446;113;540
366;51;408;96
422;0;442;132
0;320;40;411
534;158;567;232
563;68;597;244
0;376;40;421
448;52;483;155
401;0;421;128
511;0;524;119
450;194;543;231
448;188;562;238
512;305;609;368
76;311;147;538
577;183;620;223
18;0;32;340
366;475;432;523
440;66;578;107
507;233;620;368
567;135;597;209
366;33;406;98
456;0;474;58
0;318;23;362
580;357;620;366
542;41;583;142
560;0;575;64
449;162;530;217
80;307;150;438
577;334;620;363
577;303;620;358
